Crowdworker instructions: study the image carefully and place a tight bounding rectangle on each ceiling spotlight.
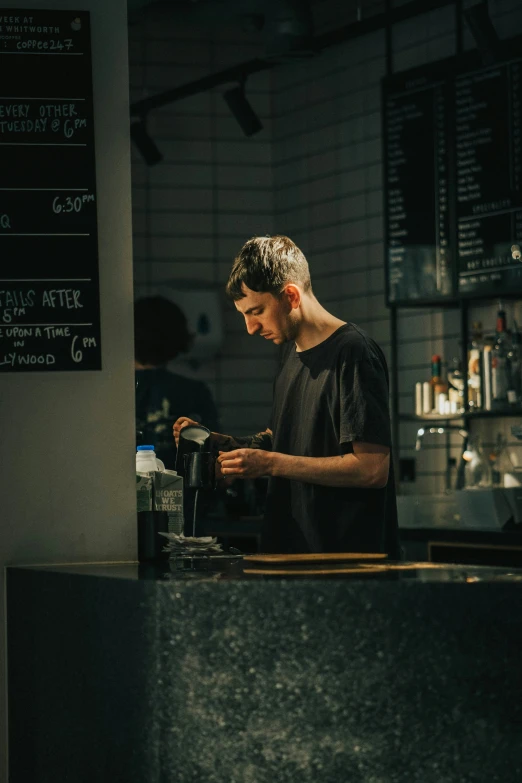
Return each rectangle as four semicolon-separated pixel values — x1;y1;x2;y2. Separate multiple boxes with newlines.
223;81;263;137
463;2;500;66
130;118;163;166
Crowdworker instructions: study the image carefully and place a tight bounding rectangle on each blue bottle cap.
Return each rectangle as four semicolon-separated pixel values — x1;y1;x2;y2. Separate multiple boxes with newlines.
137;445;155;451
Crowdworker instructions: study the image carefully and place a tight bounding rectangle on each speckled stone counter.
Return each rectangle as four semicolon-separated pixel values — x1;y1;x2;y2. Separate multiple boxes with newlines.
7;559;522;783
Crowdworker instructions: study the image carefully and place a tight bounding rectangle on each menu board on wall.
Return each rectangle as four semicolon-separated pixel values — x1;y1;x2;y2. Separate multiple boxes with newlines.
383;35;522;305
456;57;522;296
384;62;453;305
0;9;101;371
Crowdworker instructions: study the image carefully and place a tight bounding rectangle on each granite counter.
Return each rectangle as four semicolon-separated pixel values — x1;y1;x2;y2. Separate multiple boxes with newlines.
7;559;522;782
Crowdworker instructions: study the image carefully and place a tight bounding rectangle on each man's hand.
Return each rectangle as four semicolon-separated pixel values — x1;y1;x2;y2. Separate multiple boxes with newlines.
173;417;203;447
217;448;273;479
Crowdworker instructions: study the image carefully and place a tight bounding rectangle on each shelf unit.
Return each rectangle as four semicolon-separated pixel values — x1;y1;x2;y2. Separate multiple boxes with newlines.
391;297;522;492
381;11;522;493
401;409;522;422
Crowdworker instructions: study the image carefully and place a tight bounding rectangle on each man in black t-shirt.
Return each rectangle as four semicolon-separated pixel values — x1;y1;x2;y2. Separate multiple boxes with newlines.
173;235;400;557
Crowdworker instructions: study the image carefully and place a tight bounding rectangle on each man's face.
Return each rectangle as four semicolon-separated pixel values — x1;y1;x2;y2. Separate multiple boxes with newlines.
234;284;298;345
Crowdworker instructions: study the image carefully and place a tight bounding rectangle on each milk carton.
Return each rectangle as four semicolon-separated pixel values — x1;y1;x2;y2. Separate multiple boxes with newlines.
153;469;184;535
136;472;153;512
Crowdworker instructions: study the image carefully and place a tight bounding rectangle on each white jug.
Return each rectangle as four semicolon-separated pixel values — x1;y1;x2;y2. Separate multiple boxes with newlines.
136;445;165;473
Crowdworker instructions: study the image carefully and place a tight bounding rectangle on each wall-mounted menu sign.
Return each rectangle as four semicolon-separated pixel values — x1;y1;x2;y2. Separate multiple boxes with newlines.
383;35;522;305
384;61;454;305
456;57;522;297
0;9;101;371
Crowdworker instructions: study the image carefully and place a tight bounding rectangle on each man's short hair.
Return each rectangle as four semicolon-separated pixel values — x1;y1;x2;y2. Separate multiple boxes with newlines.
226;235;312;300
134;296;193;365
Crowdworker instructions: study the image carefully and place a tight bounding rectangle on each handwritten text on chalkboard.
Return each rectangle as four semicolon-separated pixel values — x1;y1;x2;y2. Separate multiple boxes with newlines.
0;9;101;371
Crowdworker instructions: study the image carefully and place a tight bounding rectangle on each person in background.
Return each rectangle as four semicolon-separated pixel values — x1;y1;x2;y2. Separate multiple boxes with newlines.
174;235;400;557
135;295;219;471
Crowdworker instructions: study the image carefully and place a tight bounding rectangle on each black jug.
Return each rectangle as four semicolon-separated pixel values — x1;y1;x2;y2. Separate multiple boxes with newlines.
175;424;213;478
184;451;216;490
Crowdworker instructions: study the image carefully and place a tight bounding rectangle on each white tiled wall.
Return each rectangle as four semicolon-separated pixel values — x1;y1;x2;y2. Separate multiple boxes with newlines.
129;13;275;436
129;1;522;485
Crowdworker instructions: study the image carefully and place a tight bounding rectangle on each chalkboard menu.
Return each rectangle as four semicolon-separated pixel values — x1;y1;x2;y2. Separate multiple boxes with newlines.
456;57;522;297
0;9;101;371
384;61;453;304
383;35;522;305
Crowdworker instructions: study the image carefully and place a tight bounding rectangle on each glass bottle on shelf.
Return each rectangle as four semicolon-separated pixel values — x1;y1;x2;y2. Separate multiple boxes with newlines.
467;321;483;412
482;335;495;412
447;356;465;413
491;304;511;409
430;354;448;414
507;323;522;406
489;434;515;487
463;435;493;489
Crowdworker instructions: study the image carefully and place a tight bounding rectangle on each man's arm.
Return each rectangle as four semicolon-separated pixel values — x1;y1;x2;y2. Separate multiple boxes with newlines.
173;417;272;451
216;429;273;451
217;442;389;488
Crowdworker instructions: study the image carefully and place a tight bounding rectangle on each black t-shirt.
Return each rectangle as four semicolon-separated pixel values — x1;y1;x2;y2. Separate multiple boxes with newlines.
263;323;400;557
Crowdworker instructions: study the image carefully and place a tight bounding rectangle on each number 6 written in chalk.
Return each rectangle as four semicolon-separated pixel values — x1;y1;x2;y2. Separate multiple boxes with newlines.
71;335;83;363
